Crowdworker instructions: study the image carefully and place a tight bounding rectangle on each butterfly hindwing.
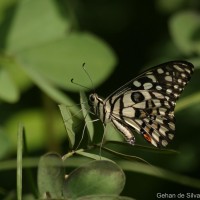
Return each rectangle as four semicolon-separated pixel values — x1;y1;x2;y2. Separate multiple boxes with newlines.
109;91;174;147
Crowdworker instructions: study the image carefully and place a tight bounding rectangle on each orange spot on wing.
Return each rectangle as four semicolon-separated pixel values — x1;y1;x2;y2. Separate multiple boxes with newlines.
143;133;152;142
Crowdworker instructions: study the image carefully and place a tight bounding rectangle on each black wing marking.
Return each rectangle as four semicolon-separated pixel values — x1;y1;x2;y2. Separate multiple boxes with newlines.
105;61;194;147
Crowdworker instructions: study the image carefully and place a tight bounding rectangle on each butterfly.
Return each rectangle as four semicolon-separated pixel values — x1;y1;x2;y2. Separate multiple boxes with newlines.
89;61;194;148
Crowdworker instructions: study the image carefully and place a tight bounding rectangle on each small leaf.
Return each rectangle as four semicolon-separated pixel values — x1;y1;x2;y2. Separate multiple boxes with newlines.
0;67;19;102
38;152;65;199
6;0;69;52
169;11;200;55
0;127;13;159
63;160;126;199
59;104;76;148
80;92;94;142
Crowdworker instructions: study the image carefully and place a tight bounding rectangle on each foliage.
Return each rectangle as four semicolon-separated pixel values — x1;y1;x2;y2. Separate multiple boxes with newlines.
0;0;200;199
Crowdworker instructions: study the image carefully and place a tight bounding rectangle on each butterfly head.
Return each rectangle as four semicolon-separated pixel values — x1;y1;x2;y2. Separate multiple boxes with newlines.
89;93;99;106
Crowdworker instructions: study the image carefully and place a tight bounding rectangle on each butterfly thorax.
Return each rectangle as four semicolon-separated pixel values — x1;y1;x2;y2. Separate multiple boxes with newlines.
89;93;110;124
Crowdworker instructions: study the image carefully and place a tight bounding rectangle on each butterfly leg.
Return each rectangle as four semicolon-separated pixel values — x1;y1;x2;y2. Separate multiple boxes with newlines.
111;118;136;145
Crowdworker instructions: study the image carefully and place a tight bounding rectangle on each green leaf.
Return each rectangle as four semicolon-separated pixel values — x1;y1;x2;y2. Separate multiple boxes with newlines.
63;160;126;199
0;0;17;25
0;127;12;159
0;67;19;102
176;92;200;112
6;0;69;53
38;152;65;199
58;104;76;148
4;60;32;92
4;0;117;100
80;92;94;142
118;161;200;189
104;123;124;143
189;57;200;68
5;109;65;152
20;65;79;109
169;11;200;55
16;33;117;92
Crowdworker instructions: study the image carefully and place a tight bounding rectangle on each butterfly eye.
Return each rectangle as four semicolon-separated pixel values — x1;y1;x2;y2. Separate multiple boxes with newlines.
89;94;95;103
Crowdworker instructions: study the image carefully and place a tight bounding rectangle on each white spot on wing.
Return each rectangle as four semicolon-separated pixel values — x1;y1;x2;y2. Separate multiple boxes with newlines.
156;85;162;90
168;122;175;130
162;140;168;146
143;82;153;89
166;89;172;94
147;75;156;82
134;102;146;109
181;73;186;78
122;107;135;118
159;108;167;115
152;92;164;99
174;65;184;72
174;85;179;89
168;133;174;140
153;99;161;107
140;91;151;99
178;79;182;83
165;75;172;82
165;96;170;101
185;68;191;73
151;140;158;147
152;132;160;142
183;81;186;85
159;126;168;136
133;80;141;87
173;93;179;98
157;68;164;74
135;119;143;125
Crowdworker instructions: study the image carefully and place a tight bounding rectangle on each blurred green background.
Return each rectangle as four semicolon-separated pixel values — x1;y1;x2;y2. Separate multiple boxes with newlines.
0;0;200;199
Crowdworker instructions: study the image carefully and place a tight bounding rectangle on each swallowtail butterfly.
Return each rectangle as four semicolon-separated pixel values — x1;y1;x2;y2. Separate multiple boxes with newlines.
89;61;194;148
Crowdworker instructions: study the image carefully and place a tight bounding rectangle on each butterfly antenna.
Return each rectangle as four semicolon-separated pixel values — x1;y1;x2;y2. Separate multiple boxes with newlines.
71;63;94;91
71;78;90;90
82;63;95;91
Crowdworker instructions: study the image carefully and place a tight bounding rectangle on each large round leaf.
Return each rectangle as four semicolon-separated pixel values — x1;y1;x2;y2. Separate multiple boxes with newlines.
63;160;126;199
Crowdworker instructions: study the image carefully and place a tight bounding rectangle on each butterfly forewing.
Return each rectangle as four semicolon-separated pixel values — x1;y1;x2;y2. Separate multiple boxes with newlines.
90;61;194;148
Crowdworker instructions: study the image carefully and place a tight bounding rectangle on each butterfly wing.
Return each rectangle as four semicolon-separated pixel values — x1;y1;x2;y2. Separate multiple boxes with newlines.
105;61;194;147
